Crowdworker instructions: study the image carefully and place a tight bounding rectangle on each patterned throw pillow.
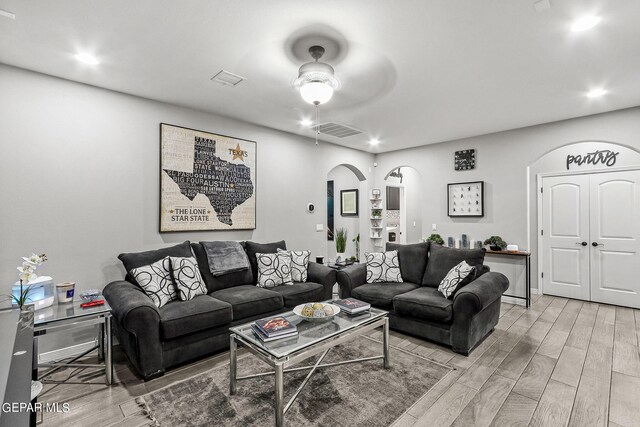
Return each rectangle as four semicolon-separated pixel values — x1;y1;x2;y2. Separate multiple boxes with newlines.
170;257;208;301
256;252;293;288
438;260;476;299
277;249;310;282
365;250;403;283
130;257;177;308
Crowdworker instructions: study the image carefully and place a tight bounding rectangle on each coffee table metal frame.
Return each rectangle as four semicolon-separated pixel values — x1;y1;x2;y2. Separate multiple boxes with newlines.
229;312;389;427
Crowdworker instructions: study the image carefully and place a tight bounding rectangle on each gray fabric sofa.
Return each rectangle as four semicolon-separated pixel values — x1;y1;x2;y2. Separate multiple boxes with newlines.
103;240;336;380
336;242;509;355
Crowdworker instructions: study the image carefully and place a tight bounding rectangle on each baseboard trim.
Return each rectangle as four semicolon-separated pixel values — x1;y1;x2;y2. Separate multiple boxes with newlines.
38;340;97;364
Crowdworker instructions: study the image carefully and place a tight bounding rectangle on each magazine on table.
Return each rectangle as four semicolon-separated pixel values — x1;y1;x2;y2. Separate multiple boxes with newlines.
333;298;371;314
254;316;297;337
251;324;298;342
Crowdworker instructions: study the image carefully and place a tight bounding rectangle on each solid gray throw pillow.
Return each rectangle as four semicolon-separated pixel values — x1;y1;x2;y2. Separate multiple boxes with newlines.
422;245;485;287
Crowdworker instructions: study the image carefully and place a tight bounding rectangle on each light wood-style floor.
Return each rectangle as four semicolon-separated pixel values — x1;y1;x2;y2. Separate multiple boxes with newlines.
39;294;640;427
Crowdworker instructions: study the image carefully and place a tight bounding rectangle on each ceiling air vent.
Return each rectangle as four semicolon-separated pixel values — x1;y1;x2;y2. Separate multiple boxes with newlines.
312;122;362;138
211;70;245;87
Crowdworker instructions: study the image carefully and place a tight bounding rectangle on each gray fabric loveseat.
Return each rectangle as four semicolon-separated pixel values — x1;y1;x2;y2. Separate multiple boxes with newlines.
336;242;509;355
103;240;335;380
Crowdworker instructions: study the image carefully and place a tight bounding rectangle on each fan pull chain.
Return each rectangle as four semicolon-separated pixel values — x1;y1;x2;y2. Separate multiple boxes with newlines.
315;104;319;146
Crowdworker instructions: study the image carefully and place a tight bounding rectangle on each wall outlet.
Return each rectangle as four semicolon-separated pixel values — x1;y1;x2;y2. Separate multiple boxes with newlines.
316;224;324;232
432;223;437;231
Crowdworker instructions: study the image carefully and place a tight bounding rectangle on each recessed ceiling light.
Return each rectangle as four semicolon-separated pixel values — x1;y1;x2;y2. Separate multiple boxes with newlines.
369;138;380;145
571;15;601;32
300;119;313;127
75;53;100;65
586;88;607;98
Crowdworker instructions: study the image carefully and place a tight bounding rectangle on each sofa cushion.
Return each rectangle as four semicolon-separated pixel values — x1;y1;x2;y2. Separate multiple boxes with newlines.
191;242;253;293
159;295;232;340
422;245;486;288
211;285;284;319
269;282;325;308
245;240;287;285
393;287;454;323
386;242;430;284
351;282;419;308
119;241;193;284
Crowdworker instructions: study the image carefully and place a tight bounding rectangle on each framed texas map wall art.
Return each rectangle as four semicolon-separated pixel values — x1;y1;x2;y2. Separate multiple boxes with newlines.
160;123;256;232
447;181;484;217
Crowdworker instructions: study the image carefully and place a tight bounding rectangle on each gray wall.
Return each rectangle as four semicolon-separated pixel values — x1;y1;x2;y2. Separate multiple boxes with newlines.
375;106;640;293
0;64;375;353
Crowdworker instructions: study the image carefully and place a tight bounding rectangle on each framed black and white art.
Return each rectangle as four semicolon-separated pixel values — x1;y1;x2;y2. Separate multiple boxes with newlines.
340;189;359;216
160;123;256;232
447;181;484;217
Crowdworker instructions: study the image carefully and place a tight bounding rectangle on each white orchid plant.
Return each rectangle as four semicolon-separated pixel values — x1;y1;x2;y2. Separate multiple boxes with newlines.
2;253;48;309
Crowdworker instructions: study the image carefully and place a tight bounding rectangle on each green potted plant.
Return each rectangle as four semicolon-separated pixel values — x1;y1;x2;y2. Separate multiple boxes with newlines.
484;236;507;251
426;233;444;245
371;209;382;219
335;228;348;259
2;253;47;310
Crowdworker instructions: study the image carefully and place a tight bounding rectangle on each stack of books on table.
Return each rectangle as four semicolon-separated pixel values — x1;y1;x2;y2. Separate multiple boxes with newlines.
251;316;298;342
333;298;371;315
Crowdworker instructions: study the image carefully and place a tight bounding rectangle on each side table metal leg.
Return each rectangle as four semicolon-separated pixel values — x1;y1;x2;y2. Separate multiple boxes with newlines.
105;316;113;385
275;362;284;427
98;322;105;361
230;335;237;395
383;317;390;369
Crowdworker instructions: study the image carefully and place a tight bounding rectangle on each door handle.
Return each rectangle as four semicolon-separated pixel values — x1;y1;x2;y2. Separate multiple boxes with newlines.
592;242;604;247
576;242;588;246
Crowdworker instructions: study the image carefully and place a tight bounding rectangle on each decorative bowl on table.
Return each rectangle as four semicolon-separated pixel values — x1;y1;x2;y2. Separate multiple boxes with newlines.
293;302;341;322
79;289;102;302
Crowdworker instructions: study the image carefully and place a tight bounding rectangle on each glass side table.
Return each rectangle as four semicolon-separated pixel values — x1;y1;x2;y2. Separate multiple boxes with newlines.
33;300;113;385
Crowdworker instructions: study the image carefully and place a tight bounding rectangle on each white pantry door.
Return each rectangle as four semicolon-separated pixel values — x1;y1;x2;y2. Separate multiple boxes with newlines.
541;175;591;301
589;171;640;308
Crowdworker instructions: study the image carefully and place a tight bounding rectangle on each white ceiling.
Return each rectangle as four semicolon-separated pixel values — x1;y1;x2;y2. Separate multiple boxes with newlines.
1;0;639;153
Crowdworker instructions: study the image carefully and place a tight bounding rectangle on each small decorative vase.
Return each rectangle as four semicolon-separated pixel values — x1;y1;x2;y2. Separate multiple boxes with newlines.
336;252;346;262
490;245;502;251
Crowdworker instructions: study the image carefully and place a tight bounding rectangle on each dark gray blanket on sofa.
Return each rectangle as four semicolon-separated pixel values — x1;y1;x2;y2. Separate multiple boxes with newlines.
201;241;250;276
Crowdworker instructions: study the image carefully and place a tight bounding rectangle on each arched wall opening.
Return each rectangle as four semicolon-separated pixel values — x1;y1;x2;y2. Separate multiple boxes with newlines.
383;165;424;245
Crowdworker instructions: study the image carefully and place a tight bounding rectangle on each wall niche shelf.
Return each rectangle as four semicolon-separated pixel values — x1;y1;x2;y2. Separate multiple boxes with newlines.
370;190;384;247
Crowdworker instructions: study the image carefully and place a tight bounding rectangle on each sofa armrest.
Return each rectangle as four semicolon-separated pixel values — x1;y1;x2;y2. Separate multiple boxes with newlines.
336;264;367;298
307;262;337;300
453;272;509;316
103;280;164;380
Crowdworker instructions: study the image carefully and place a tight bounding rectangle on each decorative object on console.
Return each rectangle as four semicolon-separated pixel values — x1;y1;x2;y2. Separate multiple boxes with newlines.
255;252;293;288
461;233;470;249
340;189;359;216
475;240;483;249
169;257;207;301
484;235;507;251
438;261;476;299
426;234;445;245
447;236;455;247
160;123;256;232
506;244;519;251
335;228;348;260
4;253;49;310
365;250;402;283
277;249;310;282
454;149;476;170
55;282;76;304
130;257;177;308
447;181;484;217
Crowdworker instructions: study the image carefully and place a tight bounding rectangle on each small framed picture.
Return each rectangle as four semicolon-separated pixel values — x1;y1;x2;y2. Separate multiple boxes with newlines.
371;188;381;197
447;181;484;217
340;189;359;216
455;149;476;171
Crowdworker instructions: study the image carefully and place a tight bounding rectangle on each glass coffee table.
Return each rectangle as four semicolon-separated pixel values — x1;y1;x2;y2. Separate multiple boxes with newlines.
229;304;389;427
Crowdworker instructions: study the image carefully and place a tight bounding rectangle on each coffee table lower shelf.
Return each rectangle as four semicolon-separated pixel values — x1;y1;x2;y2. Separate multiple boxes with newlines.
229;315;389;427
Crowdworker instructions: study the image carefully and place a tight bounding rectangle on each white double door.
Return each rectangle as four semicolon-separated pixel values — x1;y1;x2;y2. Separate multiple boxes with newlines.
541;170;640;308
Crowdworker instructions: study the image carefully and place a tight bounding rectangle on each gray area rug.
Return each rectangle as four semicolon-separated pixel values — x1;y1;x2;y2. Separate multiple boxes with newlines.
140;336;452;426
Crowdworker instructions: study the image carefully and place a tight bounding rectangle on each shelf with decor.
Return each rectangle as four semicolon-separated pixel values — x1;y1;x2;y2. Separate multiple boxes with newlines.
370;189;384;248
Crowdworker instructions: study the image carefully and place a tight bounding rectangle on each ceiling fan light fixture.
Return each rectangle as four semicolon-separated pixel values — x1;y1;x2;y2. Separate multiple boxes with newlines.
300;81;334;105
294;45;339;105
